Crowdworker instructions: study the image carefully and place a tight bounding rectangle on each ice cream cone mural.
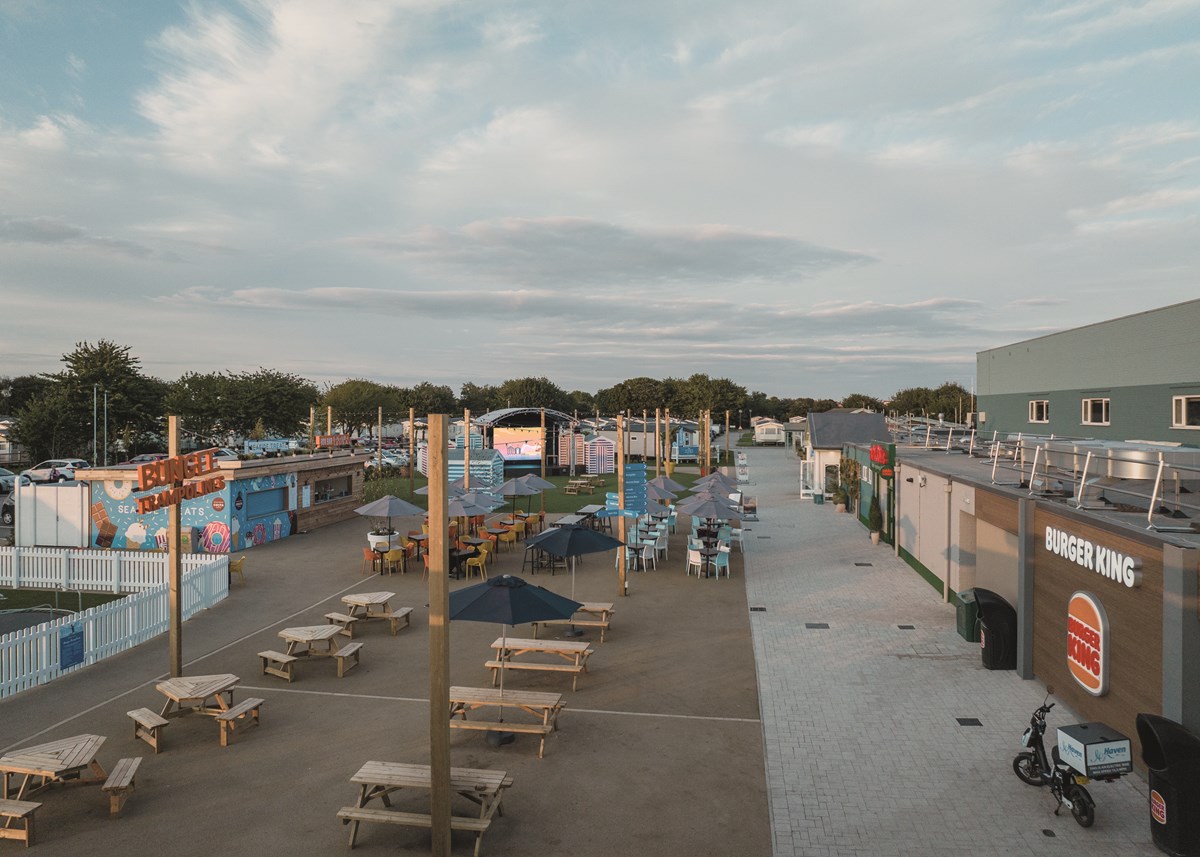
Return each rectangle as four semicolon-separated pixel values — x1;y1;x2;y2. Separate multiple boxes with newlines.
231;516;240;551
272;518;282;540
125;520;147;550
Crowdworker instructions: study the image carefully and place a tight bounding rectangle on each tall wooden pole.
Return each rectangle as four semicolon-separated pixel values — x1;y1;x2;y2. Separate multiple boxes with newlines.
642;410;647;461
427;414;451;857
409;407;415;498
326;405;333;435
309;405;315;450
540;409;546;516
664;407;672;477
463;409;471;491
655;408;661;478
616;415;627;597
377;406;383;472
167;416;183;677
725;410;730;465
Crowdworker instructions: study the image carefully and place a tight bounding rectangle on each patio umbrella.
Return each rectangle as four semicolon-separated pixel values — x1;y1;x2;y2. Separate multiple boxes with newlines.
415;483;466;498
353;495;426;534
645;483;676;502
649;474;687;493
516;473;556;512
525;524;623;599
460;490;505;511
676;495;738;521
694;472;737;490
449;575;581;737
493;477;540;519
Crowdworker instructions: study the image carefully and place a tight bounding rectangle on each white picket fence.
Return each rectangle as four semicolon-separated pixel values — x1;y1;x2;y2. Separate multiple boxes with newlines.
0;553;229;698
0;546;225;593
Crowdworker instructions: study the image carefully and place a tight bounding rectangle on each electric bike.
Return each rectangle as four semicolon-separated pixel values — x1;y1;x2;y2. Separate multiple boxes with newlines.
1012;694;1097;827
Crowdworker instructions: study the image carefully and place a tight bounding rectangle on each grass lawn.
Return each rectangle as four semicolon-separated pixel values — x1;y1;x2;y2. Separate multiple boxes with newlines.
364;464;721;515
0;588;124;612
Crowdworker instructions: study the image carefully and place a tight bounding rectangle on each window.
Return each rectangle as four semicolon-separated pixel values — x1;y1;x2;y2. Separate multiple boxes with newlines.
245;487;287;518
1173;396;1200;429
1028;400;1049;423
1082;398;1110;426
314;475;352;503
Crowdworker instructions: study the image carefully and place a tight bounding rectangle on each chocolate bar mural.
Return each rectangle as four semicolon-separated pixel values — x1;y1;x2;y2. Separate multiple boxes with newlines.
90;472;297;552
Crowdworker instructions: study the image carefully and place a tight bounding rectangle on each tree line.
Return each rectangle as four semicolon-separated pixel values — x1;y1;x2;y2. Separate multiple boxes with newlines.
0;340;972;462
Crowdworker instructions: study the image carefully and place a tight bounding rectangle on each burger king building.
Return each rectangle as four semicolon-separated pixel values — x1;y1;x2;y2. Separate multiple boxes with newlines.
890;444;1200;765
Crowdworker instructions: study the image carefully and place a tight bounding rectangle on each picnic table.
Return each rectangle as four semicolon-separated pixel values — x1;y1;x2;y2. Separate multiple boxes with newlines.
551;514;585;528
563;478;592;495
338;761;513;856
0;734;107;801
531;602;615;642
448;686;564;758
487;637;594;692
155;673;239;718
340;591;411;634
279;625;342;657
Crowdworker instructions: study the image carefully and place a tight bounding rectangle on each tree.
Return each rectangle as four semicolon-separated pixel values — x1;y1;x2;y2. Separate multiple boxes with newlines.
323;379;394;437
842;393;884;411
458;382;500;414
564;389;596;416
494;377;570;412
595;377;665;414
0;375;54;416
406;381;457;416
163;372;233;441
229;369;318;437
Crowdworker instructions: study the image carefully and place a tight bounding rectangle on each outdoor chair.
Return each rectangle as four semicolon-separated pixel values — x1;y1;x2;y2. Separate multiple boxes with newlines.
477;543;493;567
361;547;376;576
383;548;406;575
729;528;744;552
465;552;488;580
685;549;703;578
498;529;519;551
654;533;669;561
420;553;431;581
667;513;678;533
614;548;637;571
713;546;731;578
638;542;657;572
229;555;247;586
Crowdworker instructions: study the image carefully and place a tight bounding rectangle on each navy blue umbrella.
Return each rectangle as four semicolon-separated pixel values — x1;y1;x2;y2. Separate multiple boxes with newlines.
449;575;582;722
525;525;623;598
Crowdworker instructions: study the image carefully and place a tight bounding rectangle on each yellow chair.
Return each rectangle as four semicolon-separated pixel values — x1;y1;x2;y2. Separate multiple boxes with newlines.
477;543;493;568
229;555;247;586
510;520;527;539
498;529;519;551
465;552;488;580
383;548;406;575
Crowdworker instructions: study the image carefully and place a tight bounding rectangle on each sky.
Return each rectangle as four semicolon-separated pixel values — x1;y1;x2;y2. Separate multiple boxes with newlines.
2;1;1198;400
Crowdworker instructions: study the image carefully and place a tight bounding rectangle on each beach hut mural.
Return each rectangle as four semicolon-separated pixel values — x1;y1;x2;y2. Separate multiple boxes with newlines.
585;436;615;475
417;446;504;488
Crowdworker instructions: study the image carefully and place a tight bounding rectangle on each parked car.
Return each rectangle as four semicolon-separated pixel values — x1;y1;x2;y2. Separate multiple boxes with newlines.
213;448;239;460
21;458;90;483
364;451;408;469
1;492;13;526
119;453;168;465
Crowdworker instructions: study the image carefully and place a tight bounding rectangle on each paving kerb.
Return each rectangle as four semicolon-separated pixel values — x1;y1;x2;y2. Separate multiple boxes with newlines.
742;446;1160;857
1;497;770;856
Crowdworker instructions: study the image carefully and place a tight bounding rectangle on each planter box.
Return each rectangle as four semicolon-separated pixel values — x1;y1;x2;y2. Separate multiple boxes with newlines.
367;532;400;551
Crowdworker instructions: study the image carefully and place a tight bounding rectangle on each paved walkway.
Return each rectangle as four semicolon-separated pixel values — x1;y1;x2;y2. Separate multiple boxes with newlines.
741;447;1159;857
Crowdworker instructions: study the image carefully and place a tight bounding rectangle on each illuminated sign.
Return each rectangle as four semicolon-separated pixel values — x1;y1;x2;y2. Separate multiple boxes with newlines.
1067;591;1109;696
494;427;543;461
316;434;352;449
135;449;225;514
1044;525;1142;588
869;443;890;465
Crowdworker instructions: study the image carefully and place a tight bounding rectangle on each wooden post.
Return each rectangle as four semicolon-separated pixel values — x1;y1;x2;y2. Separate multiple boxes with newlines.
167;416;183;677
655;408;661;478
463;409;471;491
377;406;383;473
409;407;415;498
664;407;672;477
326;405;332;435
616;415;627;597
427;414;451;857
309;405;315;450
725;410;730;464
540;409;546;515
642;410;647;461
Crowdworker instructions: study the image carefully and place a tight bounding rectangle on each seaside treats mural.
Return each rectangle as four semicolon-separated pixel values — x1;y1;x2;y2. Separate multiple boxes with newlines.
90;472;296;552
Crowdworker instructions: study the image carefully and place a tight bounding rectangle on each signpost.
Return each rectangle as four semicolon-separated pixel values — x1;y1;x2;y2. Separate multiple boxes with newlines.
59;621;85;670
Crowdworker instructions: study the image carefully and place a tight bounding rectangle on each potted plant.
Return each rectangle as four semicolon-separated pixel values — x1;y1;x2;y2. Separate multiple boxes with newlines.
831;486;848;513
868;494;883;544
839;456;861;514
367;522;399;551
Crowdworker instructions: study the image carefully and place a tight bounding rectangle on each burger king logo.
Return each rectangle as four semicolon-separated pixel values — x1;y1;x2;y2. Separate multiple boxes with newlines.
1067;591;1109;696
1151;790;1167;825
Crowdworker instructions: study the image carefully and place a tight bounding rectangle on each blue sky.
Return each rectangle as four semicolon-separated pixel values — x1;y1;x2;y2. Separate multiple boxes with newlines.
2;1;1198;398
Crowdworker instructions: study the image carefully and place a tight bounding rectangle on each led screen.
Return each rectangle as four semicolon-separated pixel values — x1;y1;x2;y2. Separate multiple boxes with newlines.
493;427;543;461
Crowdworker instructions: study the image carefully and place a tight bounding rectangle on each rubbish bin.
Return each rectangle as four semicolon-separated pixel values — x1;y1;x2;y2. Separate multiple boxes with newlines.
813;493;825;505
956;589;980;643
1136;713;1200;856
973;588;1017;670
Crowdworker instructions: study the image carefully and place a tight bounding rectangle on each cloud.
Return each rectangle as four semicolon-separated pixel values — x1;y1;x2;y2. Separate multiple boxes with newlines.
348;217;874;287
0;215;156;258
480;13;543;52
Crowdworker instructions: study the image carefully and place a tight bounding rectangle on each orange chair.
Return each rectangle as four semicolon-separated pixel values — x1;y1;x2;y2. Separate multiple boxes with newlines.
361;547;377;575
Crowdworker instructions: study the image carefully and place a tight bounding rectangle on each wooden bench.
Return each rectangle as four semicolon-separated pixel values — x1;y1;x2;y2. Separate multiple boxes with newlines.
259;649;298;682
335;642;363;677
325;612;360;638
101;757;141;818
532;617;611;642
563;484;581;495
337;807;491;856
485;660;586;692
448;719;554;758
382;607;413;636
127;707;169;753
216;697;264;746
0;799;41;846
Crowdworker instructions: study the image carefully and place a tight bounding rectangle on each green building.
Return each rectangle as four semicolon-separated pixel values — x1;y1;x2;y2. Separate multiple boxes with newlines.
976;299;1200;445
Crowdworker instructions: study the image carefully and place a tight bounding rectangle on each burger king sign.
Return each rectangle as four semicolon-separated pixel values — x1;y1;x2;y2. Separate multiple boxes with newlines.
1067;591;1109;696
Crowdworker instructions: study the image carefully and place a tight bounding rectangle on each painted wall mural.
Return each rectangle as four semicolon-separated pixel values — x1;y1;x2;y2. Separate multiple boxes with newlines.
90;472;296;552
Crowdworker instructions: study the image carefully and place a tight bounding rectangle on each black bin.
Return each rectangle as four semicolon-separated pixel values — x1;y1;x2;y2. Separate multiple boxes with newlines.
1137;713;1200;856
973;588;1016;670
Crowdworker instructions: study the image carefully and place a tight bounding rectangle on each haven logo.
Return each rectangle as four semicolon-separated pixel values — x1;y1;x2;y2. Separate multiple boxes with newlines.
1067;592;1109;696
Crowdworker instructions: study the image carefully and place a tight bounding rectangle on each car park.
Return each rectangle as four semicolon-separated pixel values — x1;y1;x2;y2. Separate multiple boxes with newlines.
21;458;90;483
